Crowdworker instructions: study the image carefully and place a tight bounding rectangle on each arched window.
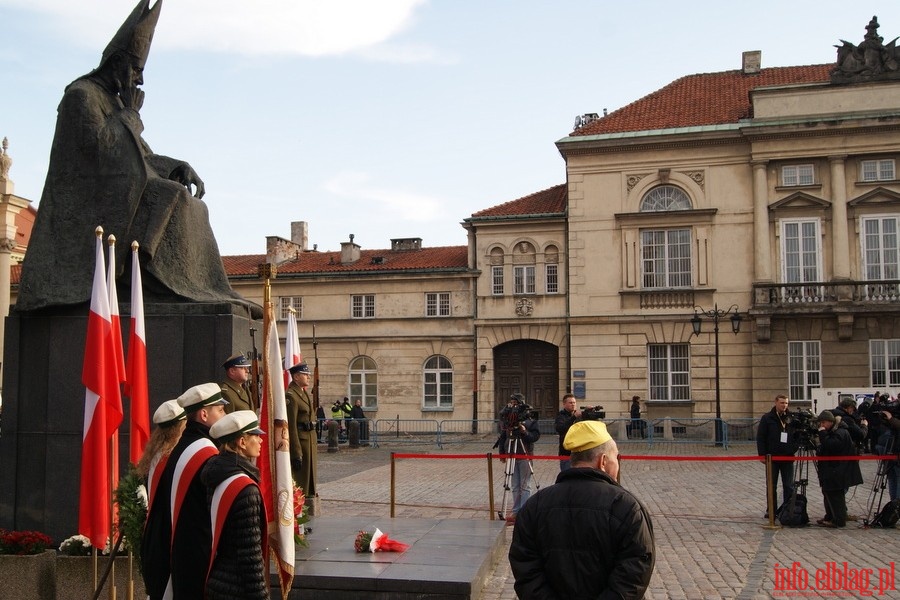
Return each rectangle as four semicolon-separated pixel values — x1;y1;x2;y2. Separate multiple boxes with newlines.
640;185;692;212
349;356;378;409
423;355;453;409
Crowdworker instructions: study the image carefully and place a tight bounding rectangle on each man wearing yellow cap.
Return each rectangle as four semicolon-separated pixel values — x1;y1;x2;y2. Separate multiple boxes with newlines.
509;420;655;599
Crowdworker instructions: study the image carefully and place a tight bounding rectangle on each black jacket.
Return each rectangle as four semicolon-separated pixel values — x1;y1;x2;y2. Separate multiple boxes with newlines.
200;451;268;600
832;406;868;444
554;409;578;457
498;418;540;456
817;421;862;491
756;407;798;456
509;468;655;599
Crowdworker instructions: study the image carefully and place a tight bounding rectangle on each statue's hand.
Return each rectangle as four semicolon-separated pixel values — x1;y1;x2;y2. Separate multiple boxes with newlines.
169;163;206;199
120;86;144;112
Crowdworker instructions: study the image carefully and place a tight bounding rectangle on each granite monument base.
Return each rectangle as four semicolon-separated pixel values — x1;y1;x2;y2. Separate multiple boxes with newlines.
0;302;260;542
284;517;507;600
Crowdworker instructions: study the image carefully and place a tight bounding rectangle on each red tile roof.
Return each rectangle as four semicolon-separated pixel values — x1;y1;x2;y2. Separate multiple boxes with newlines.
569;64;834;137
223;245;468;278
469;184;567;219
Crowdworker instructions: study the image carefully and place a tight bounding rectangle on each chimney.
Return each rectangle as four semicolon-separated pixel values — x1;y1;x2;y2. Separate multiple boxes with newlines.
742;50;761;75
266;235;302;265
341;234;360;264
290;221;309;251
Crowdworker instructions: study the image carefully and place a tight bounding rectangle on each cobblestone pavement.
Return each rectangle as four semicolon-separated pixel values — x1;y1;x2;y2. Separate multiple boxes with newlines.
314;440;898;599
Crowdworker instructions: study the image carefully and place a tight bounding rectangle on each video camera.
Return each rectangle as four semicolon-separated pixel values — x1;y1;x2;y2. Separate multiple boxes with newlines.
871;395;900;425
785;408;819;450
580;405;606;421
499;394;538;432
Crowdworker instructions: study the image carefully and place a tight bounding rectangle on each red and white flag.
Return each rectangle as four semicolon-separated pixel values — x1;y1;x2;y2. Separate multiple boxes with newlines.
80;228;124;548
283;307;303;388
125;242;149;464
106;236;126;489
258;301;295;600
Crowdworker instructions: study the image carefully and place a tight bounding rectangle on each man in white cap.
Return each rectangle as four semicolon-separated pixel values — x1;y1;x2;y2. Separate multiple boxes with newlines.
142;383;228;600
509;420;655;599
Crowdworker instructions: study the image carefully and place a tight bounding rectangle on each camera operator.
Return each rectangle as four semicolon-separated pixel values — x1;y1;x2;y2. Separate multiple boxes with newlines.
498;393;541;524
554;394;580;471
876;406;900;501
756;394;798;518
815;411;863;528
832;397;868;451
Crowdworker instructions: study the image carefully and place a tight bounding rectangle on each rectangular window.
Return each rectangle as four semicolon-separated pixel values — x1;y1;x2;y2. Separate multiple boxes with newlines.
424;372;453;408
863;216;900;280
861;159;895;182
514;266;535;294
351;294;375;318
780;219;822;301
781;164;815;186
641;229;691;288
788;341;821;402
546;264;559;294
871;339;900;388
278;296;302;320
648;344;690;401
492;266;504;296
425;292;451;317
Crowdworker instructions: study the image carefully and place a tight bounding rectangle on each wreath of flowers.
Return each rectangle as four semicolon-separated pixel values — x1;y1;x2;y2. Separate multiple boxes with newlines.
293;483;311;547
0;529;53;555
114;469;148;566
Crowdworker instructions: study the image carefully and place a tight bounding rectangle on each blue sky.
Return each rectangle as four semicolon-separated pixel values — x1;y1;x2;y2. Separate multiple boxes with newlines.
2;1;898;255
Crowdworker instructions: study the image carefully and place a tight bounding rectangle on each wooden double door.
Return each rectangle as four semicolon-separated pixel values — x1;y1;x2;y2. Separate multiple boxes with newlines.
493;339;559;419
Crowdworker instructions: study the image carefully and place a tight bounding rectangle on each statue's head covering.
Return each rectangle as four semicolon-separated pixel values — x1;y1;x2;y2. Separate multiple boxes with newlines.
101;0;162;69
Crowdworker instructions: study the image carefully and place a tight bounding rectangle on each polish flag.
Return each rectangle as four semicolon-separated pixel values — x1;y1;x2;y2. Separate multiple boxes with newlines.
283;307;303;388
125;242;149;464
79;228;124;548
106;236;126;488
258;300;295;600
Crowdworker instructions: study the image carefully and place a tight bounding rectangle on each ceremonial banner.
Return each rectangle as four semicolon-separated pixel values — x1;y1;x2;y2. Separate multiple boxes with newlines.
283;307;303;388
126;243;150;463
79;229;124;548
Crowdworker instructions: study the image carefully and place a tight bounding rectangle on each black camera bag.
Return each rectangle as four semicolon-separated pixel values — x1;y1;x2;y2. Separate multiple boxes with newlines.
872;499;900;528
778;492;809;527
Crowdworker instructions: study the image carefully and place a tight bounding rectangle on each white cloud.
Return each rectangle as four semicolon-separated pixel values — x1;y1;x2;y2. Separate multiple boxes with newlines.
322;171;447;222
2;0;434;60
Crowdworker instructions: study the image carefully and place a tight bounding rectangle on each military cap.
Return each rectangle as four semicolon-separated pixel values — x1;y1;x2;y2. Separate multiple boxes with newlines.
289;362;311;375
177;382;229;413
209;410;265;444
222;354;252;370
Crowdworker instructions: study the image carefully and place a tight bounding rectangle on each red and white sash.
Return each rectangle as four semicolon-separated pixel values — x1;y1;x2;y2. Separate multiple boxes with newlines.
169;438;217;545
145;453;169;519
207;473;257;579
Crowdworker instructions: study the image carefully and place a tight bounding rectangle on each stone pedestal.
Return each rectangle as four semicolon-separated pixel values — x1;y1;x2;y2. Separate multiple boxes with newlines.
0;302;260;542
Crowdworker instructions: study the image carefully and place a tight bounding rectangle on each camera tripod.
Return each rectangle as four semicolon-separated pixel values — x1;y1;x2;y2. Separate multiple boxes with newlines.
863;434;897;527
497;434;538;520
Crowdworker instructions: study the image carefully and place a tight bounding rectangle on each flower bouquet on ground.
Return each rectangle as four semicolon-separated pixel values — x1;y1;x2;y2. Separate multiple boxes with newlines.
58;534;93;556
354;528;409;553
0;529;53;555
293;484;311;547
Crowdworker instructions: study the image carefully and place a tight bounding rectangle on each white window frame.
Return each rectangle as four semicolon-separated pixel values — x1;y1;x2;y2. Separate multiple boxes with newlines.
514;265;535;295
423;355;453;409
861;159;895;182
648;344;690;402
870;339;900;388
349;356;378;409
788;341;821;402
425;292;451;317
278;296;302;321
545;263;559;294
641;228;692;289
351;294;375;319
780;218;823;301
781;164;815;186
491;266;504;296
640;185;692;212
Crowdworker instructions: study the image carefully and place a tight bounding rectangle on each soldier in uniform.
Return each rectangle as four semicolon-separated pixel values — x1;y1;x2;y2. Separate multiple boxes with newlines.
286;362;318;496
220;354;254;414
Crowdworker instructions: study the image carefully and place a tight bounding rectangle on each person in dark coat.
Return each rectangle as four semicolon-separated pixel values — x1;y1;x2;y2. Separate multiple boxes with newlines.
142;383;228;600
554;393;581;471
497;393;541;523
202;411;268;600
509;420;655;599
832;397;869;449
756;394;798;516
815;411;861;528
350;399;368;442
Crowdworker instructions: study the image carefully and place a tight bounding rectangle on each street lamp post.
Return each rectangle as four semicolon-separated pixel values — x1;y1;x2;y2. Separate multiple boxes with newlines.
691;303;742;446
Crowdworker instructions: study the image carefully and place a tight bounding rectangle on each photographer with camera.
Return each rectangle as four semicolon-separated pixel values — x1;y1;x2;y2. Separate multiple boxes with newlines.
554;394;581;471
497;393;541;524
815;410;863;527
832;397;868;451
756;394;799;518
876;404;900;502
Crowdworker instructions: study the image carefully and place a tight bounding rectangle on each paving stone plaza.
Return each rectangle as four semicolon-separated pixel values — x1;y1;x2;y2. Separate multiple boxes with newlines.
315;440;898;599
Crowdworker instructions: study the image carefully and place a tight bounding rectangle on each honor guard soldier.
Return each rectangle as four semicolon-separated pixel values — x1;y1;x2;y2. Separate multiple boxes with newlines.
220;353;254;413
286;362;318;496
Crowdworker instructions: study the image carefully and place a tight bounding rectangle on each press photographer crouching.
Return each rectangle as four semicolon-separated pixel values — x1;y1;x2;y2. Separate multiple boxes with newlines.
497;393;541;524
815;410;864;528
